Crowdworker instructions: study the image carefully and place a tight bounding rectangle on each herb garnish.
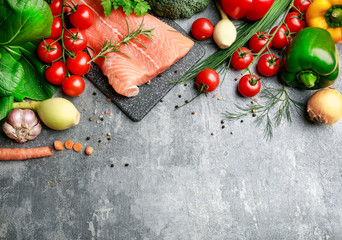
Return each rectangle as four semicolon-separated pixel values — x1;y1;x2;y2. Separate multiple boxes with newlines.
101;0;151;17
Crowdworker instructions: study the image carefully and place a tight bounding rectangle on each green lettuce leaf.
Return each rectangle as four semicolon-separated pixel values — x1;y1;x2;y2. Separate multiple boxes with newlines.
0;0;53;46
0;47;24;97
0;95;14;121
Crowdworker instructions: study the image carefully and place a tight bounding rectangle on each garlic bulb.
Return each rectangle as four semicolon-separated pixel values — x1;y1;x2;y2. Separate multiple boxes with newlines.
3;109;42;143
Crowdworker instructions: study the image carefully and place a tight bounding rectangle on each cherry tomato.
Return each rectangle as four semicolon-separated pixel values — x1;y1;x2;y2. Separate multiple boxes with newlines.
69;5;94;30
45;61;67;85
249;32;272;53
238;74;261;97
49;17;62;39
49;0;63;16
62;75;85;97
37;39;62;63
63;28;87;53
270;25;292;49
285;12;306;33
196;69;220;92
231;47;253;70
221;0;275;21
292;0;312;13
191;18;214;41
257;54;279;77
66;51;91;76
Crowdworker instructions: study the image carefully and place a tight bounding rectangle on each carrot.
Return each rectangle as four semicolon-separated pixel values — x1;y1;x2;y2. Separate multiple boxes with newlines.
72;142;82;152
85;146;93;155
54;141;64;151
0;147;52;160
65;140;73;150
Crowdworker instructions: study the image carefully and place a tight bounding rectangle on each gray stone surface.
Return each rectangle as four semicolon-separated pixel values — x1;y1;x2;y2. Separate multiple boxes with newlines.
1;2;342;240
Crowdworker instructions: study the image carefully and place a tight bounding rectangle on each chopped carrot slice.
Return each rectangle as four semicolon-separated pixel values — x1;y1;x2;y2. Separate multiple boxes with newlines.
85;146;93;155
73;142;82;152
65;140;73;150
54;141;64;151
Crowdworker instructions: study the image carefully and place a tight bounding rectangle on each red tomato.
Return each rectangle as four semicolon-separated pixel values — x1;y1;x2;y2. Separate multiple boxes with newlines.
37;39;62;63
191;18;214;40
49;17;62;39
285;12;306;33
45;61;67;85
257;54;279;77
49;0;63;16
238;74;261;97
221;0;275;21
196;69;220;92
270;25;292;49
248;32;272;53
62;75;85;97
231;47;253;70
69;5;94;30
63;28;87;53
66;51;91;76
292;0;312;13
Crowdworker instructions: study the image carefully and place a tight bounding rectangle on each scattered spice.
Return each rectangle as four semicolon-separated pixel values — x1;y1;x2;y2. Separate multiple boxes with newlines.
231;131;234;135
221;120;225;124
110;164;114;168
98;139;102;143
175;105;179;109
86;136;91;140
100;117;104;121
178;94;182;98
217;96;223;100
124;163;129;167
107;137;111;141
160;99;163;103
54;141;64;151
184;83;187;86
107;98;112;102
222;125;225;129
65;140;73;150
253;98;258;102
93;91;97;95
191;111;195;115
211;132;215;135
235;78;238;81
89;117;94;121
107;133;111;136
174;70;178;73
157;74;162;77
73;142;82;152
252;109;256;113
185;100;189;104
213;94;217;98
252;113;257;117
240;120;244;123
85;146;94;155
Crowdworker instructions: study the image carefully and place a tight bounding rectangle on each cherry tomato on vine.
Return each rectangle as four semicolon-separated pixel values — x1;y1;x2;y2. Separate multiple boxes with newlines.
62;75;85;97
37;39;62;63
231;47;253;70
238;74;261;97
249;32;272;53
49;0;63;16
45;61;67;85
49;17;63;39
69;5;94;30
191;18;214;41
63;28;87;53
257;54;280;77
270;25;292;49
196;69;220;92
285;12;306;33
66;51;91;76
292;0;312;13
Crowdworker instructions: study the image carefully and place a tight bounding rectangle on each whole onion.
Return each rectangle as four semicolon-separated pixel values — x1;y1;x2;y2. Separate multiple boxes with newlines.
307;88;342;127
3;109;42;143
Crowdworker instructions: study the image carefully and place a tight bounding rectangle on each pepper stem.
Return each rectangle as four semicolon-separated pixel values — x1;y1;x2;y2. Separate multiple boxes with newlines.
331;8;342;22
297;71;318;88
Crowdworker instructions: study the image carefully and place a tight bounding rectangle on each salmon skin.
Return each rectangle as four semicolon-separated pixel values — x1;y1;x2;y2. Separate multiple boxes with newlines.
66;0;194;97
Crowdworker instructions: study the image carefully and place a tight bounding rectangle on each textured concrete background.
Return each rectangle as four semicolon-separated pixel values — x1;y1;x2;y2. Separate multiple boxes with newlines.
1;2;342;240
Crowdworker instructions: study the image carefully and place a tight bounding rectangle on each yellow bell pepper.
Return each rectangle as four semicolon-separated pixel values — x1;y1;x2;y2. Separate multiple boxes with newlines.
306;0;342;43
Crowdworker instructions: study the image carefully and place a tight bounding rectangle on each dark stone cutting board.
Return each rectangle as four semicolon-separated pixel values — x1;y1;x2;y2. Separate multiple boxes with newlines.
85;18;205;122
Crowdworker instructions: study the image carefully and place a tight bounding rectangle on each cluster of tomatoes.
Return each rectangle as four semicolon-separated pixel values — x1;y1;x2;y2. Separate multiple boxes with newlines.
37;0;94;97
190;0;311;98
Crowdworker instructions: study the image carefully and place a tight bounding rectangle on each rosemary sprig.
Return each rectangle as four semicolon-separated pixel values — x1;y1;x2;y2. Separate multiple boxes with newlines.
88;18;154;64
224;87;305;141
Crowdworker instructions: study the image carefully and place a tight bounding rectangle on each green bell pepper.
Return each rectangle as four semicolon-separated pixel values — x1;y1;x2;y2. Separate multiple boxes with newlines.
279;27;340;90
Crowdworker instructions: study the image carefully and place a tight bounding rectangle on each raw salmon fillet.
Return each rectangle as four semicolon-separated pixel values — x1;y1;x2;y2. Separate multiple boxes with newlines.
66;0;194;97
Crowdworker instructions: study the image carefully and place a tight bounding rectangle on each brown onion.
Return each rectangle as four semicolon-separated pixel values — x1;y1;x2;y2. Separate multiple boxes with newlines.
307;88;342;127
3;109;42;143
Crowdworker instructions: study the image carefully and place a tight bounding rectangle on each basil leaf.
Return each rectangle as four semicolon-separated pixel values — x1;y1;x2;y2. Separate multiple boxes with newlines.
0;0;53;46
0;95;14;121
14;42;57;101
0;47;24;97
102;0;112;17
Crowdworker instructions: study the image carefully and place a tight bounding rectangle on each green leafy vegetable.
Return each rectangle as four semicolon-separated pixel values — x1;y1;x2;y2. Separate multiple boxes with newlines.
0;96;14;121
0;48;24;97
101;0;151;17
0;0;53;46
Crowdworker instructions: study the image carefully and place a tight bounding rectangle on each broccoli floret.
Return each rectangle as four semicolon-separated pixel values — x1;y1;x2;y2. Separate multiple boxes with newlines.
147;0;210;19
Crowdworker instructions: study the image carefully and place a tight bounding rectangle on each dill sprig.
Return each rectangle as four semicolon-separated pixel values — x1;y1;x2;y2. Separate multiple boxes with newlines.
224;87;305;141
175;0;292;83
88;18;154;64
